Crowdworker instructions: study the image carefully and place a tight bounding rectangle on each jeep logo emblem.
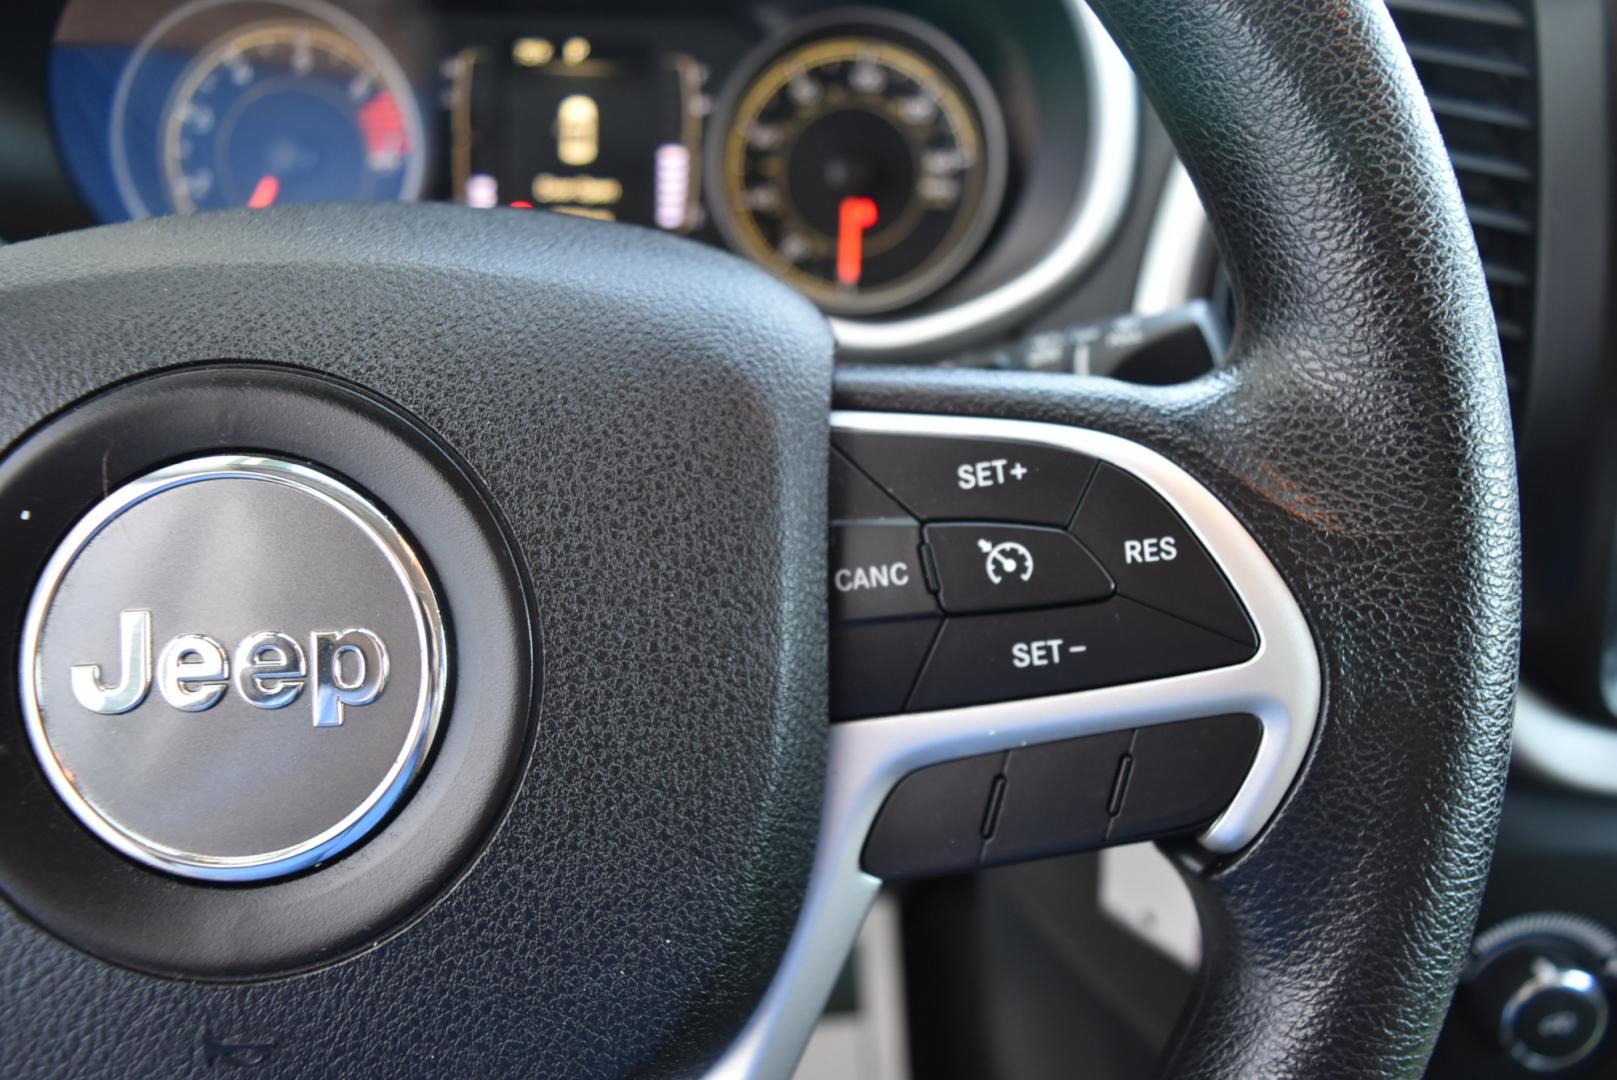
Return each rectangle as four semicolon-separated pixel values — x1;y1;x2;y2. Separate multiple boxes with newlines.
72;609;389;727
19;456;446;883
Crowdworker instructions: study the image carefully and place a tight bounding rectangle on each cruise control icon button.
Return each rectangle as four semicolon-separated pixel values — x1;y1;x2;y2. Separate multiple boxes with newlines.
19;456;447;882
979;539;1035;584
925;523;1112;614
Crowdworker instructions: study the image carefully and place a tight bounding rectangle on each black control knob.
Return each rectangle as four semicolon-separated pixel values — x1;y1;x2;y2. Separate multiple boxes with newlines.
1464;913;1617;1074
1500;958;1607;1072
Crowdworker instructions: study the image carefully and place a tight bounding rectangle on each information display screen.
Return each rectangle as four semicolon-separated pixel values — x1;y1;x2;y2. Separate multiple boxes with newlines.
454;35;702;231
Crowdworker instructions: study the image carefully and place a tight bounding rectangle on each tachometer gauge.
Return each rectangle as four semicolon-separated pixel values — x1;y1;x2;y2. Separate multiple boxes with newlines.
710;14;1006;316
109;0;424;218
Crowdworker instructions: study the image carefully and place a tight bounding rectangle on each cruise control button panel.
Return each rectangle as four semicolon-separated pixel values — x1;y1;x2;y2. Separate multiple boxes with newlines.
833;430;1095;524
828;427;1259;718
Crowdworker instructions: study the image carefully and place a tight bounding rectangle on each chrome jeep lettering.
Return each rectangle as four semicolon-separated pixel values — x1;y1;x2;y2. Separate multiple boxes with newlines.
71;609;388;726
157;634;229;712
69;608;153;715
309;629;389;728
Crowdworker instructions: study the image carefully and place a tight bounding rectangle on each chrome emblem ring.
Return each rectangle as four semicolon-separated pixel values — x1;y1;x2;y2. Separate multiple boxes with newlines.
19;456;447;882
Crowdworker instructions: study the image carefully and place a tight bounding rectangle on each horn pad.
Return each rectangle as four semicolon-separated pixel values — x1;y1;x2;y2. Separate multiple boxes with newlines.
0;204;833;1077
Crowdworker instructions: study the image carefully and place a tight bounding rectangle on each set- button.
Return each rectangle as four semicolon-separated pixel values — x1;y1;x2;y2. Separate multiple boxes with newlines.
828;430;1259;720
907;599;1255;712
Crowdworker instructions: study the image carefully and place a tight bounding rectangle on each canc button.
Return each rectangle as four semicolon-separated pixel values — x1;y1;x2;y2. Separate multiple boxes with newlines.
830;523;936;623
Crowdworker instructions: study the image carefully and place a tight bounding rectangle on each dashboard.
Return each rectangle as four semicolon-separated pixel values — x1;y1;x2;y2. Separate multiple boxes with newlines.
38;0;1124;350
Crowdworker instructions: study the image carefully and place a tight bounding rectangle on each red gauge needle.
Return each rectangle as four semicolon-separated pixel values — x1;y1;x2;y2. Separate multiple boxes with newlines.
837;196;879;286
247;175;281;210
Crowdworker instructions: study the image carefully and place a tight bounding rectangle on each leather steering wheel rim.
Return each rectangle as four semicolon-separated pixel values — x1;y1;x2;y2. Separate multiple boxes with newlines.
0;1;1518;1077
839;0;1521;1075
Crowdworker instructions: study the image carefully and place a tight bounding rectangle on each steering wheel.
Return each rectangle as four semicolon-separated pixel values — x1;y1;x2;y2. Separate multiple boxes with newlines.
0;0;1518;1077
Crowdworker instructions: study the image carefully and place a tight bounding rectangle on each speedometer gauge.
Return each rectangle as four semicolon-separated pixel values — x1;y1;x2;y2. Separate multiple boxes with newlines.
710;14;1006;315
162;21;422;214
105;0;424;219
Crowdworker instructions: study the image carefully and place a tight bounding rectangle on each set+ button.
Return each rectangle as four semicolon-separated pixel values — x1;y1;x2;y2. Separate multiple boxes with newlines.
832;430;1096;524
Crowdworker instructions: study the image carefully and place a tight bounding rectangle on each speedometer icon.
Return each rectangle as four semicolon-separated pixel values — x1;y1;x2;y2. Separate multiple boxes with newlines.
978;539;1035;586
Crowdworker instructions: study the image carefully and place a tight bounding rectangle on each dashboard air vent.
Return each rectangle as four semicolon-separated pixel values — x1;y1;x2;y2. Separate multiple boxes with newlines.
1385;0;1540;409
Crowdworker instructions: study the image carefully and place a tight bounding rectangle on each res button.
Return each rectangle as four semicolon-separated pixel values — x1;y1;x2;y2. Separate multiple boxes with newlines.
1069;464;1256;646
833;431;1095;525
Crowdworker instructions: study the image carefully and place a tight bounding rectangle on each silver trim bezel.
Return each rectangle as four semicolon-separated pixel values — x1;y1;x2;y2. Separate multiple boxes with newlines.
1512;686;1617;797
710;412;1321;1078
18;454;448;883
1133;159;1213;316
828;1;1140;358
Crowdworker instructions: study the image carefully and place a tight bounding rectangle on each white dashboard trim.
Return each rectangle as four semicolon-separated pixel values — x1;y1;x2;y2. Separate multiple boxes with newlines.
828;1;1141;359
1133;159;1212;316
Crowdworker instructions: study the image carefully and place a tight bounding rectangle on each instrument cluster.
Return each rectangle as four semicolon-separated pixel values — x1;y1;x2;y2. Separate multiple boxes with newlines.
48;0;1104;329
